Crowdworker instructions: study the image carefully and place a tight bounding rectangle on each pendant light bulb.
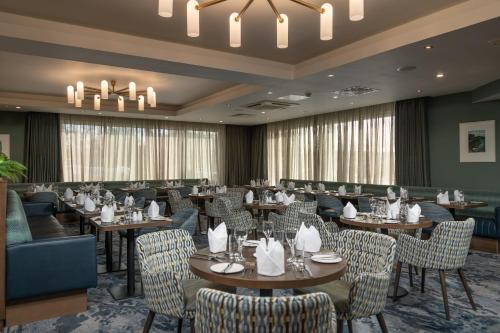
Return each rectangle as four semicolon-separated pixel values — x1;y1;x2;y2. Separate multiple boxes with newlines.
76;81;84;100
129;82;136;100
101;80;109;99
187;0;199;37
138;95;145;111
75;92;82;108
147;87;154;105
67;85;75;104
276;14;288;49
118;96;125;112
229;13;241;48
349;0;364;21
151;91;157;108
158;0;173;18
94;95;101;111
320;3;333;41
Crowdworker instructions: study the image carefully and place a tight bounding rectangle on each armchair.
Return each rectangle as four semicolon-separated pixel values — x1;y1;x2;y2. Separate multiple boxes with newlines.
269;201;318;232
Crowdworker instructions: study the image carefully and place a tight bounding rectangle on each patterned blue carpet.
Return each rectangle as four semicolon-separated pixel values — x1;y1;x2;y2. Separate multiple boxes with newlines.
6;221;500;332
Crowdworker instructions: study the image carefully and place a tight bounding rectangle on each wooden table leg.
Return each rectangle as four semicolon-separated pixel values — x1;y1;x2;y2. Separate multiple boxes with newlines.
79;215;85;235
105;231;113;273
126;229;135;296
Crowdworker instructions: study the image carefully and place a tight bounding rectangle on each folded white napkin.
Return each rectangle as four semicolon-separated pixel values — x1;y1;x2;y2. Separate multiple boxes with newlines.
250;179;256;187
287;182;295;190
192;185;199;194
275;192;284;203
343;202;357;219
256;238;285;276
386;199;401;219
84;197;96;212
304;184;313;193
124;195;135;207
132;212;138;221
101;204;115;223
338;185;347;196
295;222;322;253
208;222;228;253
282;193;295;206
46;184;53;192
35;184;45;192
113;202;118;211
245;190;254;204
105;190;114;201
265;195;273;204
75;193;85;205
437;191;450;204
407;204;421;223
263;180;270;187
354;185;362;195
94;196;101;205
148;200;160;218
387;187;396;200
256;179;262;186
400;187;408;200
166;181;174;187
138;211;143;221
64;188;73;201
317;183;325;191
175;181;181;187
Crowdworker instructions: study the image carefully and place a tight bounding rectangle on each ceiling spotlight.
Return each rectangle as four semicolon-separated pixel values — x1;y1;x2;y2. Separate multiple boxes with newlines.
15;106;21;109
219;120;223;123
328;74;335;78
425;45;433;50
98;112;102;115
333;96;339;99
417;89;422;93
164;116;169;119
261;111;266;114
267;91;273;95
436;73;445;78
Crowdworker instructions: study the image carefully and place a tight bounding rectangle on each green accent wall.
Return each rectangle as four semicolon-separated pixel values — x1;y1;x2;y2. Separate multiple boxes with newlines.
428;92;500;190
0;111;27;163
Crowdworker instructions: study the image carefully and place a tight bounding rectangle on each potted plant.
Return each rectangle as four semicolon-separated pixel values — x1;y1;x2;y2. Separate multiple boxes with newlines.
0;153;26;182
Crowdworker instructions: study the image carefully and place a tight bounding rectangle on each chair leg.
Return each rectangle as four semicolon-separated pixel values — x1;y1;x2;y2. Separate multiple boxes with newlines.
376;313;388;333
118;236;123;269
421;268;426;293
337;319;344;333
347;319;353;333
438;270;451;320
393;261;402;301
142;311;155;333
458;268;477;310
190;318;195;333
414;265;419;276
177;318;183;333
408;264;414;287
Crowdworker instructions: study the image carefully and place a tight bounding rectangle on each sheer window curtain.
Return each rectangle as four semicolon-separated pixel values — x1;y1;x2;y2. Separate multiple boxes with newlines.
60;115;225;183
267;102;395;185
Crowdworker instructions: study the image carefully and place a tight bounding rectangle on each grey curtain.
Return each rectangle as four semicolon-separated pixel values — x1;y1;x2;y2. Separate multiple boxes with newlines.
24;112;61;182
250;125;267;180
395;98;430;186
225;125;251;186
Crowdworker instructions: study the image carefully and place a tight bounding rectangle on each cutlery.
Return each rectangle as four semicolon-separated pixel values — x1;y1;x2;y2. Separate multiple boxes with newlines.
223;262;234;274
304;265;313;277
191;255;224;263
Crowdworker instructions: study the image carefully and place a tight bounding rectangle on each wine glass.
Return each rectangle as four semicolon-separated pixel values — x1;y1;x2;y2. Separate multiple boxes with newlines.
369;198;377;217
235;229;248;262
285;229;298;265
263;221;273;247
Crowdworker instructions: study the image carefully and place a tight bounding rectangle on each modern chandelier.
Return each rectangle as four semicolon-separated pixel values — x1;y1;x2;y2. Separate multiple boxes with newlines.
158;0;364;48
66;80;157;112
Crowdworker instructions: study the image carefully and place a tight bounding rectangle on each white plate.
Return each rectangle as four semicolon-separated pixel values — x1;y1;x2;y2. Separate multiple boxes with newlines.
210;263;244;274
243;240;260;247
311;254;342;264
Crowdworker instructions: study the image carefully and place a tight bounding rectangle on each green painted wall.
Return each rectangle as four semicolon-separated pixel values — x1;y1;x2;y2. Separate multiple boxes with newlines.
0;111;27;163
428;92;500;190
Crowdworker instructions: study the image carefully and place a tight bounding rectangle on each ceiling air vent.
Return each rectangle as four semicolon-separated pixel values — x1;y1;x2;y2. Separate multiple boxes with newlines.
333;86;380;97
243;100;299;111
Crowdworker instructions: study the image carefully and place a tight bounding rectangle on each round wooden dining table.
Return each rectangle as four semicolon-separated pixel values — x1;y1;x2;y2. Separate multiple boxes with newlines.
339;215;432;234
244;201;287;221
189;247;347;297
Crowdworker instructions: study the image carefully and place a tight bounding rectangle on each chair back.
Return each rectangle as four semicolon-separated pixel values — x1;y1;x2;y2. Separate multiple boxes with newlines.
335;230;396;284
132;188;157;201
419;202;454;223
298;212;338;249
284;201;318;218
216;192;243;209
217;197;253;231
167;190;183;203
195;289;336;333
427;219;475;269
113;191;127;204
134;197;146;209
316;194;344;214
27;192;58;205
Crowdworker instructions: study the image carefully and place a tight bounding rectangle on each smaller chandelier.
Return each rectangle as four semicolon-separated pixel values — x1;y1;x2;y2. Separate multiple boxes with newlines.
66;80;157;112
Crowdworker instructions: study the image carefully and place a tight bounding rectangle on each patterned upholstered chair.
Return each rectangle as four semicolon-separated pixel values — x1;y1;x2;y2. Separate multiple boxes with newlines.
269;201;318;232
299;212;339;250
218;197;256;233
394;219;476;320
296;230;396;333
316;194;344;221
136;230;234;333
167;190;194;214
195;289;336;333
205;192;244;229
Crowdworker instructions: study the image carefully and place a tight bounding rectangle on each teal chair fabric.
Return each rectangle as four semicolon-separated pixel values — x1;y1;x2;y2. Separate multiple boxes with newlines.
6;190;33;245
316;194;344;218
217;197;256;231
195;288;336;333
269;201;318;232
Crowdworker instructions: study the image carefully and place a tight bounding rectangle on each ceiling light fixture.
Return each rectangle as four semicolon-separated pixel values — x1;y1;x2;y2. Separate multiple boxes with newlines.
417;89;422;93
328;74;335;78
261;111;266;114
15;106;21;109
219;120;224;123
349;0;364;21
425;45;433;50
66;80;157;112
159;0;340;48
436;73;445;78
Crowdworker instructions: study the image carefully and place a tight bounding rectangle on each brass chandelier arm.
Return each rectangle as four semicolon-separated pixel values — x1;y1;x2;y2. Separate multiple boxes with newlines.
289;0;325;13
196;0;227;10
235;0;254;21
266;0;283;22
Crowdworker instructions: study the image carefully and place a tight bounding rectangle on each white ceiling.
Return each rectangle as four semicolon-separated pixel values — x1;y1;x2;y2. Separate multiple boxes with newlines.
0;0;499;125
0;0;467;63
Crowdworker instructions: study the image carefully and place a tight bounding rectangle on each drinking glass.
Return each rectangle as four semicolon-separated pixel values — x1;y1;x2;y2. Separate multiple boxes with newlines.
369;198;377;217
235;229;248;262
263;221;273;246
459;190;465;204
274;230;285;245
285;229;297;265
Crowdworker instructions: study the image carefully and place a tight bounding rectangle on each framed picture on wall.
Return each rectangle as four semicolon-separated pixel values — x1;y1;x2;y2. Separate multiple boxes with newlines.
0;134;10;158
459;120;496;162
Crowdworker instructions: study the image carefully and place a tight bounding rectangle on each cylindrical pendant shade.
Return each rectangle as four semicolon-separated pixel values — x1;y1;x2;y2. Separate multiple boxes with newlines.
67;85;75;104
74;92;82;108
138;95;145;111
76;81;84;100
129;82;136;100
276;14;288;49
229;13;241;48
187;0;199;37
349;0;364;21
158;0;173;17
94;95;101;111
118;96;125;112
147;87;154;105
101;80;109;99
320;3;333;40
151;91;157;108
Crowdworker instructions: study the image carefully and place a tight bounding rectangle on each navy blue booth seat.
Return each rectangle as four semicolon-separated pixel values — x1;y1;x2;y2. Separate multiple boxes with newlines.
1;187;96;328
